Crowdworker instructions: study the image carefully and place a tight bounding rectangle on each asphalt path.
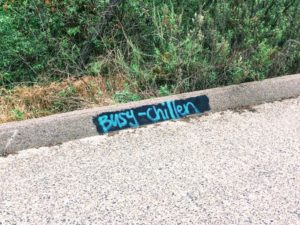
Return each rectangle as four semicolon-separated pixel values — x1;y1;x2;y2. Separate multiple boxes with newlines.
0;97;299;225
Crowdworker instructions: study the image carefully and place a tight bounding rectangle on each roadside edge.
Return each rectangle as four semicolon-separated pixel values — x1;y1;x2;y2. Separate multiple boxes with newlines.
1;74;300;155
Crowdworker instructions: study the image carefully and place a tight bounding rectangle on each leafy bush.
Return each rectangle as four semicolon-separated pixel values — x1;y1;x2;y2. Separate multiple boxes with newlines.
1;0;300;95
0;10;46;85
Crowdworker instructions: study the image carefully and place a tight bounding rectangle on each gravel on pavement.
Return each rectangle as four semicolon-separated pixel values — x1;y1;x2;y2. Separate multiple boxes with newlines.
0;97;300;225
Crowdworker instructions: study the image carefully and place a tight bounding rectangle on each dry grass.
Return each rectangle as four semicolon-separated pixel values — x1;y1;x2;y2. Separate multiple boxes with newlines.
0;75;126;124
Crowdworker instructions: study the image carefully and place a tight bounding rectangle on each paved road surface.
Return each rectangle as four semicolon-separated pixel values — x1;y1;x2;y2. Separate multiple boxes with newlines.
0;97;300;225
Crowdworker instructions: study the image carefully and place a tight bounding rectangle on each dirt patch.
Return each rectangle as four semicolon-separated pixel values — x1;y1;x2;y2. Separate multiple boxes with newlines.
230;105;258;114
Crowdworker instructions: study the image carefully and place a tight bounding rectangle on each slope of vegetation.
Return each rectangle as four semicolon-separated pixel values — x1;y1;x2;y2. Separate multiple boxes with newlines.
0;0;300;121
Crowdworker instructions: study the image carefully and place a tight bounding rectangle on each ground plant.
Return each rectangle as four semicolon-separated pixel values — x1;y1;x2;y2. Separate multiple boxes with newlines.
0;0;299;121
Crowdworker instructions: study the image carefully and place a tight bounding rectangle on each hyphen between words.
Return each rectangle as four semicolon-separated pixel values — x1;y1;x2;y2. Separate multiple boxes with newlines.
93;95;210;133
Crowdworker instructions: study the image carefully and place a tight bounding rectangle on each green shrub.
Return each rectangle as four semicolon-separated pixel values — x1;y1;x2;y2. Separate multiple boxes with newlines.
0;10;46;85
0;0;299;95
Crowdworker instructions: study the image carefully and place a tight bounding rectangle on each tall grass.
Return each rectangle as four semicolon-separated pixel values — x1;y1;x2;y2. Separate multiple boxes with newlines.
1;0;300;99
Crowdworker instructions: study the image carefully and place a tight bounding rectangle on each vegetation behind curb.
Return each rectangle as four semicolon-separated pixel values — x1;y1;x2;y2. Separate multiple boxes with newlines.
0;0;299;121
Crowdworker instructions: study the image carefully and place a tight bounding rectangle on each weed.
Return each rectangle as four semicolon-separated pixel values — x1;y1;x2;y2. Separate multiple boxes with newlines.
159;85;173;97
113;88;141;103
11;109;25;121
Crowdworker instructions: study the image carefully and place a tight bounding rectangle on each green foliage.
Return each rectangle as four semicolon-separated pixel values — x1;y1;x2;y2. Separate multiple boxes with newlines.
53;85;78;111
113;87;141;103
0;10;45;85
11;109;25;120
58;86;77;97
0;0;300;96
0;0;109;86
159;85;173;97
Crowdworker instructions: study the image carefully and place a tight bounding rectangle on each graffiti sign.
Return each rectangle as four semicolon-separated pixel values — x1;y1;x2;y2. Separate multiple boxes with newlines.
93;95;210;134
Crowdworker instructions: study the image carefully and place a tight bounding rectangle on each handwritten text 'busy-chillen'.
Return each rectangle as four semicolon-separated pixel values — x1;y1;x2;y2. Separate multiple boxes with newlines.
93;95;210;133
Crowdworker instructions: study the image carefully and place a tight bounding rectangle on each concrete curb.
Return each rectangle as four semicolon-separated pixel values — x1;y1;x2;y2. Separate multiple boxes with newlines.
1;74;300;155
